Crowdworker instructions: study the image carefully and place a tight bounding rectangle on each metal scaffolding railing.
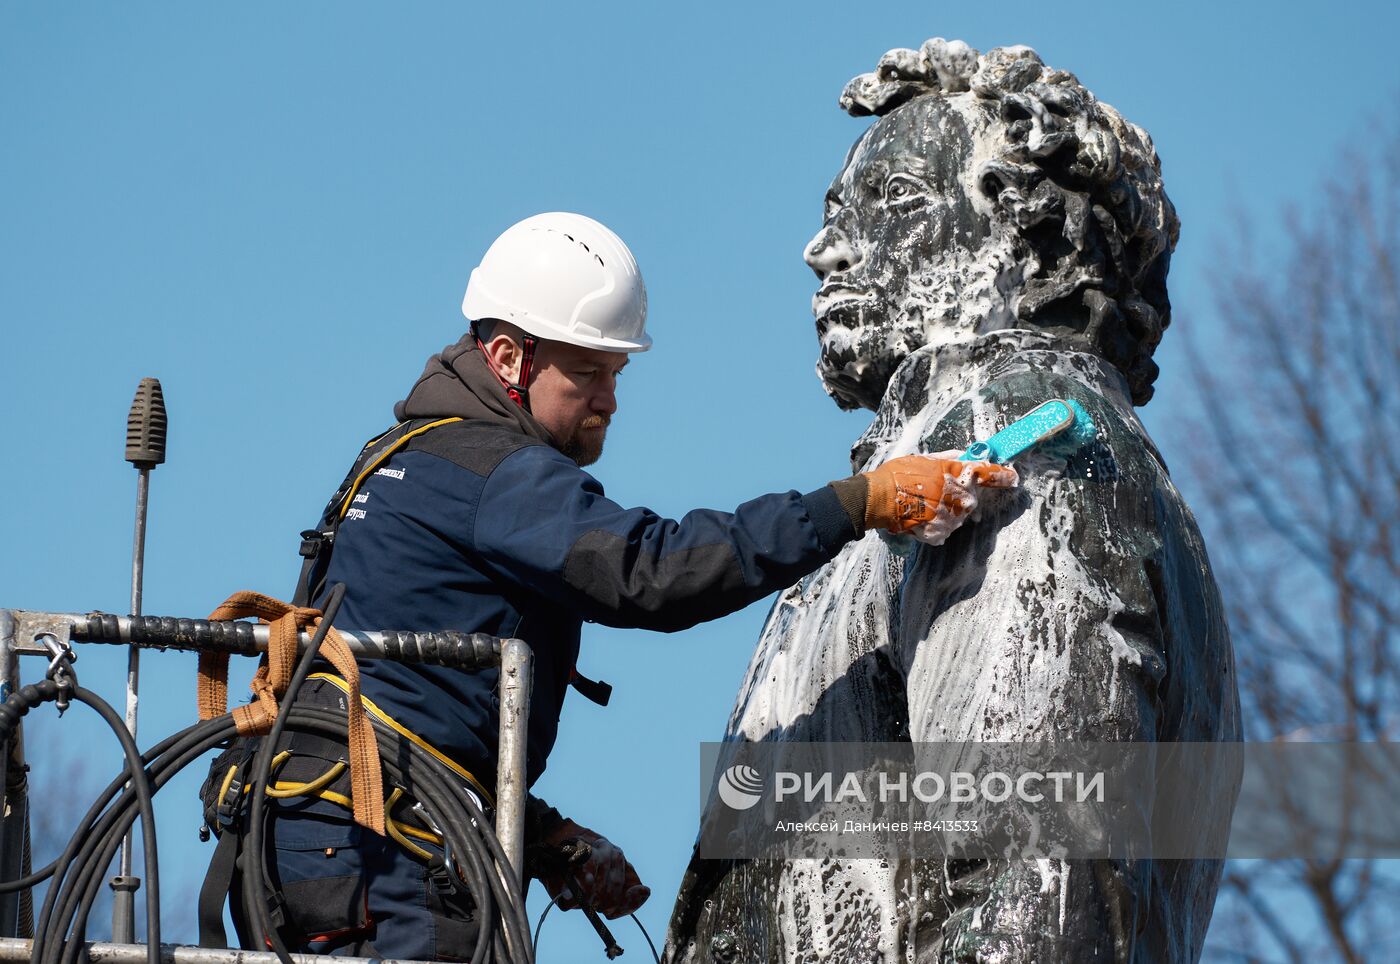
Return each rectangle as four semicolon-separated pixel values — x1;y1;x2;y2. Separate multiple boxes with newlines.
0;605;534;963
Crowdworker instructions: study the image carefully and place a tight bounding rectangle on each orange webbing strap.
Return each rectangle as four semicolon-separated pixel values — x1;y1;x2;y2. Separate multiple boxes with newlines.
197;590;386;836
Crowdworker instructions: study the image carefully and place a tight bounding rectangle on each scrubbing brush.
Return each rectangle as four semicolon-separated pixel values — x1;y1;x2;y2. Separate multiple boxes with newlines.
956;398;1097;465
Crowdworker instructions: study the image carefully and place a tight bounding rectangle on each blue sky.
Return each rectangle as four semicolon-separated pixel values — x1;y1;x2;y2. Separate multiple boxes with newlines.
3;1;1397;956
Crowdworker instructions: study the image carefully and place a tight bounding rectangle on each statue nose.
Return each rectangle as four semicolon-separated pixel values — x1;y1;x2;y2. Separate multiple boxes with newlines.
804;225;859;280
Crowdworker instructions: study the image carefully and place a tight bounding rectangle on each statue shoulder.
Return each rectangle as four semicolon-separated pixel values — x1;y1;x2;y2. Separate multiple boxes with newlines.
908;367;1168;479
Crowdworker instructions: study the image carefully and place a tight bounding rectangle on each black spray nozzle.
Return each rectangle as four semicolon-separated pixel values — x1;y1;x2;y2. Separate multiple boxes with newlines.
554;838;625;958
125;377;167;469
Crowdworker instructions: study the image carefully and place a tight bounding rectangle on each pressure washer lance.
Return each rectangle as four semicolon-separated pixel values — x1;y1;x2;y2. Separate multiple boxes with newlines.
111;377;167;944
559;837;625;959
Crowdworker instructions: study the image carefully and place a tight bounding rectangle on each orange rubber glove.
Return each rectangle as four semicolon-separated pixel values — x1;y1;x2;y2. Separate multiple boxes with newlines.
862;451;1019;545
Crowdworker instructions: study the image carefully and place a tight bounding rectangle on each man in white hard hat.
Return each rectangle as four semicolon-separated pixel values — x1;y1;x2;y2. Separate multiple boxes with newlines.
461;211;650;466
246;212;1018;958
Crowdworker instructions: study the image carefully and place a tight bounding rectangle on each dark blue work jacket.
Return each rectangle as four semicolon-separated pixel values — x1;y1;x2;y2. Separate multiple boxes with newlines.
315;417;855;795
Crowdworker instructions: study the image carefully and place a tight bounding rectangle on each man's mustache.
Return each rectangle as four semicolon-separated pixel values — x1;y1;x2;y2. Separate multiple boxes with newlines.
580;415;611;429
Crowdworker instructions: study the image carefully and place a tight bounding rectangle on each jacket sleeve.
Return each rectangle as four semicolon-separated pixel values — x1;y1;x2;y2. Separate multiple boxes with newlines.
469;444;857;632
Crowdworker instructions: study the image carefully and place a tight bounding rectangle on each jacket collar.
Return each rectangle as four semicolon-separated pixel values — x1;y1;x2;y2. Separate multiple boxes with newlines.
394;333;556;447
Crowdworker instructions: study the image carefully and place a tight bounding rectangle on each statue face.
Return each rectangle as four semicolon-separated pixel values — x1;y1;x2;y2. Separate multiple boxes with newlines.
804;96;991;411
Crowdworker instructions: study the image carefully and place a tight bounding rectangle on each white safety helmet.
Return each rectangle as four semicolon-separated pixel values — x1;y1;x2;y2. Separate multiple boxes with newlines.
462;212;651;352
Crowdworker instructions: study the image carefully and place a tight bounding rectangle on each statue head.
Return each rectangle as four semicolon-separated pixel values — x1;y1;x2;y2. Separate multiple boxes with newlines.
804;40;1178;410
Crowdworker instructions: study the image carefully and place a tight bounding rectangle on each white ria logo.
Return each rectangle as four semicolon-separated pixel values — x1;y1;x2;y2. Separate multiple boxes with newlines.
717;765;763;811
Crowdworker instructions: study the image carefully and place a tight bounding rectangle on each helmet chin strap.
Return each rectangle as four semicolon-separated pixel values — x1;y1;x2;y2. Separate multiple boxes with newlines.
475;325;538;412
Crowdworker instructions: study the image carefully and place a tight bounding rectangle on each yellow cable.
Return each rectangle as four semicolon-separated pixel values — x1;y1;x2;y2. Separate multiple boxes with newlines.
258;780;445;860
217;764;238;806
338;418;463;519
386;818;434;860
238;751;293;795
228;671;487;864
385;786;444;845
395;822;442;845
306;672;494;805
384;788;434;860
266;761;347;799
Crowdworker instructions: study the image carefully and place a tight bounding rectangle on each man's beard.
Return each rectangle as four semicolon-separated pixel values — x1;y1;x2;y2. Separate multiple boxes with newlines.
558;414;610;466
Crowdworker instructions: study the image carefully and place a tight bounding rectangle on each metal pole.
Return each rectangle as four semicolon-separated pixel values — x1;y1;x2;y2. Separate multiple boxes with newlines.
15;613;505;672
494;638;532;887
0;611;14;830
124;471;150;742
110;469;148;943
0;937;422;964
0;610;24;938
113;377;166;944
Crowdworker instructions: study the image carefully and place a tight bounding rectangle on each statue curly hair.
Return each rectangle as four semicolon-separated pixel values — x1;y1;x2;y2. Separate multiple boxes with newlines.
840;40;1179;405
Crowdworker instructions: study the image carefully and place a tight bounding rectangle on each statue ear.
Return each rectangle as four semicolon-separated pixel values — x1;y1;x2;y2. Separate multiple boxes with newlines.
979;160;1068;232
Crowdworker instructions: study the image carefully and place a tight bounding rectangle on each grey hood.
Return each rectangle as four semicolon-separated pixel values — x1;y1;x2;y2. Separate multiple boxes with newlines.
393;332;555;447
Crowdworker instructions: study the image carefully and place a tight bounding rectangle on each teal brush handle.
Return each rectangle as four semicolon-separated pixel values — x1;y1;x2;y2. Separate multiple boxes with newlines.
957;398;1096;464
883;398;1097;560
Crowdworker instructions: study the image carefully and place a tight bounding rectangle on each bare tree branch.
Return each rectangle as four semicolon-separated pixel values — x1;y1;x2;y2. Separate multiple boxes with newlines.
1184;105;1400;962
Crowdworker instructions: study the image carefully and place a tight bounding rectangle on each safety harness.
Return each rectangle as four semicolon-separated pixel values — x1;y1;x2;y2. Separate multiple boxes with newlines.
201;402;620;951
194;590;403;951
196;685;484;950
293;416;612;706
196;591;385;833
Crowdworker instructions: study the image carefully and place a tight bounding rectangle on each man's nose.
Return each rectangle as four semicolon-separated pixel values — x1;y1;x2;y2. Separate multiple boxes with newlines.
593;379;618;416
804;224;859;281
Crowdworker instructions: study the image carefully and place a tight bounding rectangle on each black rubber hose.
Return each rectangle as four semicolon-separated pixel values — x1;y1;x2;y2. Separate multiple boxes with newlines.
280;706;510;963
49;688;160;962
11;680;127;964
10;630;532;963
24;685;160;964
381;738;495;964
34;705;462;963
283;705;534;962
36;718;229;964
441;787;518;960
0;858;57;895
44;730;223;962
238;582;525;964
240;583;345;964
35;707;235;963
243;711;525;961
39;707;532;964
70;688;160;964
441;778;531;958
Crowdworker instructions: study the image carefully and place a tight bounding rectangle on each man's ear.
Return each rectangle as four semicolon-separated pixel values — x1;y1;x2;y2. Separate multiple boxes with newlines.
483;334;523;384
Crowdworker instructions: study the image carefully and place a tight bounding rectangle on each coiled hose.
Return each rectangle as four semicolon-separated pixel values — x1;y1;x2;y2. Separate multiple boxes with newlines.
0;584;533;964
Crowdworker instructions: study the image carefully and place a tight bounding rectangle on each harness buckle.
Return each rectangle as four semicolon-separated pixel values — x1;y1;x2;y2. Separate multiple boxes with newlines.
217;775;245;831
265;890;289;930
299;529;330;559
426;857;459;898
570;668;613;707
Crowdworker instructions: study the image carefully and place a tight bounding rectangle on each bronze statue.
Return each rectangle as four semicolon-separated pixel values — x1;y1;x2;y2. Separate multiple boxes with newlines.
666;40;1240;963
